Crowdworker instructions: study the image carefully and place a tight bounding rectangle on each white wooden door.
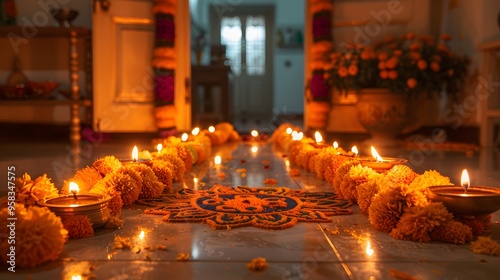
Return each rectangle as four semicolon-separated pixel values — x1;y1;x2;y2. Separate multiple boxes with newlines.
93;0;191;132
210;6;274;122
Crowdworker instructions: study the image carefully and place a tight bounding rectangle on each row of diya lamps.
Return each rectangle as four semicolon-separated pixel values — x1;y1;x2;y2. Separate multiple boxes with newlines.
282;128;500;217
37;127;217;228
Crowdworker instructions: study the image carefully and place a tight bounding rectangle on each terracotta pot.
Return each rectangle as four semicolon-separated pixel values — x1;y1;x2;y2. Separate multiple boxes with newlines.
356;88;417;146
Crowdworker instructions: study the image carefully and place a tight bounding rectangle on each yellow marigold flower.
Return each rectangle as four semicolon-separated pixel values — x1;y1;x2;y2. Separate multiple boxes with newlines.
0;204;68;268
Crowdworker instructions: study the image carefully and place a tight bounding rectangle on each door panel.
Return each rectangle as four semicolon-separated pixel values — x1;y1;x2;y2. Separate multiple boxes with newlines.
93;0;191;132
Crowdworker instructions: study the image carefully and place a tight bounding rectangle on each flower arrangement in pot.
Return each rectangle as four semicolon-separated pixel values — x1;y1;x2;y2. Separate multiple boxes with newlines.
326;33;469;146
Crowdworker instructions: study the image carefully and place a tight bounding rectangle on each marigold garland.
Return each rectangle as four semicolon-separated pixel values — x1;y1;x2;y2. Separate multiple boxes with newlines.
14;173;59;207
470;237;500;256
0;204;68;268
62;215;94;239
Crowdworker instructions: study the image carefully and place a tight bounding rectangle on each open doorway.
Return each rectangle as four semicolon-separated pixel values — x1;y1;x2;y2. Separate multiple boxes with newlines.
209;5;275;130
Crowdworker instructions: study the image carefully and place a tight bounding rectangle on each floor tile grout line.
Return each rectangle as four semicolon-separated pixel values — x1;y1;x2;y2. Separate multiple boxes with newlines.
318;223;356;280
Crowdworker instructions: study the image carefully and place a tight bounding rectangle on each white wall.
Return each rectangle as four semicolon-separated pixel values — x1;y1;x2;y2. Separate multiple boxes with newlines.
191;0;305;115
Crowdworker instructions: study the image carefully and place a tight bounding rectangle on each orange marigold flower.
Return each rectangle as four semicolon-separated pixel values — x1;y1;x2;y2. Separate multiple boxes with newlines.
440;33;452;41
405;32;416;40
379;70;389;79
437;43;448;52
378;52;388;61
431;55;442;62
407;78;417;89
378;61;386;70
385;57;399;69
360;50;371;60
393;49;403;56
409;51;421;61
417;59;428;70
338;67;348;77
348;64;358;76
430;61;440;72
388;70;398;80
409;43;420;51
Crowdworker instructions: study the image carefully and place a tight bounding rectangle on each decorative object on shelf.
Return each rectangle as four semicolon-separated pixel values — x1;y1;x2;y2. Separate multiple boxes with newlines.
50;8;79;28
306;0;333;131
28;81;59;99
152;0;177;138
327;33;469;145
0;0;17;25
276;26;303;49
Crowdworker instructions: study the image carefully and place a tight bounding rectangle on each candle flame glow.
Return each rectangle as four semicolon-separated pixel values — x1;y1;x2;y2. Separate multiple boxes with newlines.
365;241;374;256
208;126;215;133
371;146;383;162
351;146;358;155
286;127;293;134
181;133;188;142
461;169;470;192
138;230;145;240
132;146;138;161
314;131;323;143
72;276;82;280
251;130;259;137
292;131;303;141
192;127;200;136
69;182;79;194
333;141;339;149
251;146;258;153
156;143;163;153
214;155;222;165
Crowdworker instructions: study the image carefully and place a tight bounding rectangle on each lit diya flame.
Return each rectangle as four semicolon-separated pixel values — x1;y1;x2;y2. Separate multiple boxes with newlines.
365;241;374;257
371;146;383;162
314;131;323;143
461;169;470;193
132;146;139;162
156;143;163;153
251;130;259;138
286;127;293;134
208;126;215;133
251;146;258;153
351;146;358;156
333;141;339;149
69;182;79;201
69;181;80;194
138;230;145;240
291;131;303;141
192;127;200;136
214;155;222;165
72;276;82;280
181;133;188;142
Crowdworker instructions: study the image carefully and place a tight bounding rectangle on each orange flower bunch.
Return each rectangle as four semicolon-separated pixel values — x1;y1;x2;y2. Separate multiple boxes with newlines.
328;33;469;99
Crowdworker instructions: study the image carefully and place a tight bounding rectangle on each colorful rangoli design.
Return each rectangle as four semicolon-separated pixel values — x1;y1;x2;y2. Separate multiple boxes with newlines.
137;185;353;230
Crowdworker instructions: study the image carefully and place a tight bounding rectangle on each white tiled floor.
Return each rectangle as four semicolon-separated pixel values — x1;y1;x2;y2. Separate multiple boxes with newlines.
1;139;500;279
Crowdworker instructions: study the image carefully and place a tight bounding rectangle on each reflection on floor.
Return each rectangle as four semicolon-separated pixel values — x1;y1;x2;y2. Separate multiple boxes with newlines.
1;137;500;279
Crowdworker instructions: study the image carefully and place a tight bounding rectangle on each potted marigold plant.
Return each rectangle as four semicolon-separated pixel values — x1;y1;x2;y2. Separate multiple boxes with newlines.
327;33;469;145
